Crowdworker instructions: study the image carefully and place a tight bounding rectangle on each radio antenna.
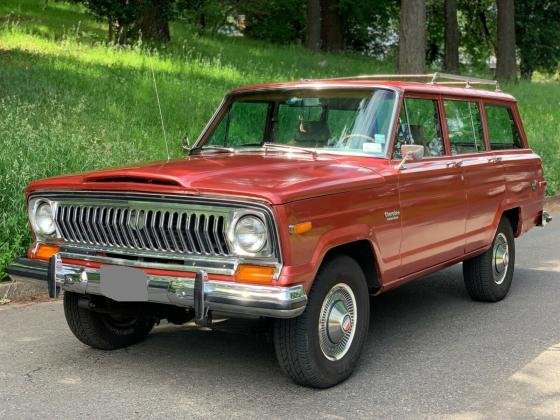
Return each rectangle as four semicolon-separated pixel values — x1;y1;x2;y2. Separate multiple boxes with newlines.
149;59;171;161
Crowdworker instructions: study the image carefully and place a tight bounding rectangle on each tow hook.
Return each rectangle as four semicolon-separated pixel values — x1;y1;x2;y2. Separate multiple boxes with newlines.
194;270;212;327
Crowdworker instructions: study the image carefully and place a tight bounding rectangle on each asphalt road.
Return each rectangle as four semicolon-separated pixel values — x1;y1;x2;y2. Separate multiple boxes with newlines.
1;217;559;419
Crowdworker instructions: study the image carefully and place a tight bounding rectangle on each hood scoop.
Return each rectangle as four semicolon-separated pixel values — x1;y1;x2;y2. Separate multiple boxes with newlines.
84;174;181;187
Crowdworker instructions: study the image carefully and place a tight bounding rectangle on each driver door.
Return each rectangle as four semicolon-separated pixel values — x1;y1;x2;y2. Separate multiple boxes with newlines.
395;96;467;277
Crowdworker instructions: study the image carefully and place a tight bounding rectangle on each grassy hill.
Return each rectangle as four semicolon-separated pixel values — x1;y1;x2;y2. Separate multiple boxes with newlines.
1;0;559;279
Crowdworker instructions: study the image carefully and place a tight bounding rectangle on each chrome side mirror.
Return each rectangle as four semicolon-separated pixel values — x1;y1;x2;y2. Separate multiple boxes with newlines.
396;144;424;170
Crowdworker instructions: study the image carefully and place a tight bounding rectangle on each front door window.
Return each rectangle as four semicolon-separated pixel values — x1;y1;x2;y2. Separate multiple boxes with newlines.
394;98;444;158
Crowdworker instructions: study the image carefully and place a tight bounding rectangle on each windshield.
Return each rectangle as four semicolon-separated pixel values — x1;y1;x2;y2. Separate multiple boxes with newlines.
201;89;397;157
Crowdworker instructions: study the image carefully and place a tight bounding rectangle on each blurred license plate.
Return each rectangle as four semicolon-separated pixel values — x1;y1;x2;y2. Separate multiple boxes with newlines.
100;265;149;302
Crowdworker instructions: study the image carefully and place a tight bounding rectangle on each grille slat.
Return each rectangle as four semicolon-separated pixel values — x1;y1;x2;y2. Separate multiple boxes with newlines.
57;203;231;257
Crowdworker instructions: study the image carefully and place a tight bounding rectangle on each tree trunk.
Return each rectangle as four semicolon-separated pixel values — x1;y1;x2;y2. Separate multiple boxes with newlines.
134;1;171;43
320;0;344;51
305;0;321;51
496;0;516;81
398;0;426;74
444;0;459;73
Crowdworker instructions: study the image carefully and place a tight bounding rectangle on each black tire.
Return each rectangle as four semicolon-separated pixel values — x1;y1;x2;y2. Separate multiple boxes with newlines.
273;255;370;388
463;217;515;302
63;292;155;350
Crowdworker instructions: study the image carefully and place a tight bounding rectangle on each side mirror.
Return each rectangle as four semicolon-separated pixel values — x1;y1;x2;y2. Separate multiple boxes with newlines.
396;144;424;170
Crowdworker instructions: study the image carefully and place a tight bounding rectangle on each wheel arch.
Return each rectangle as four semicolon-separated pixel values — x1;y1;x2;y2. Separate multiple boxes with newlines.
502;207;521;237
319;240;381;294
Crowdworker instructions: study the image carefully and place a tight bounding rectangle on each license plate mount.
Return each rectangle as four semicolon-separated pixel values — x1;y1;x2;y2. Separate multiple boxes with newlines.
100;265;149;302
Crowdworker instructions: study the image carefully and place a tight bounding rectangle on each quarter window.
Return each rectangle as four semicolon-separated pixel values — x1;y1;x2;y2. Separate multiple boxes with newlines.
444;100;485;154
393;98;444;158
485;105;523;149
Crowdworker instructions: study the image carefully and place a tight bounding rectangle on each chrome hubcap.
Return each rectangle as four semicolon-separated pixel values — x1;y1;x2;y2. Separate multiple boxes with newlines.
318;283;357;361
493;233;509;285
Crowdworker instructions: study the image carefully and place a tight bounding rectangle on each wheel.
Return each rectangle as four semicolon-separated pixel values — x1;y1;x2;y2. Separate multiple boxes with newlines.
63;292;155;350
463;217;515;302
273;255;370;388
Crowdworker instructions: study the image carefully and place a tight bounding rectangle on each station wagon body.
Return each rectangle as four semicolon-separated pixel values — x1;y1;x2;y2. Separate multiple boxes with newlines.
7;74;550;388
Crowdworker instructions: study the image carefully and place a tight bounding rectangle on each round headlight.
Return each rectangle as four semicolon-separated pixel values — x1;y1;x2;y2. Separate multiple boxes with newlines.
234;215;267;253
35;202;56;236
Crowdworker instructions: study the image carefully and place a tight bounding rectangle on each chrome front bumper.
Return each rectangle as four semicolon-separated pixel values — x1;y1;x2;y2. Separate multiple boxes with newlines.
6;257;307;319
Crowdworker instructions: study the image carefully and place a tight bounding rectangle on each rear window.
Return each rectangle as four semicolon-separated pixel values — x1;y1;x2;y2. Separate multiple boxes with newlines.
485;105;524;149
444;100;486;155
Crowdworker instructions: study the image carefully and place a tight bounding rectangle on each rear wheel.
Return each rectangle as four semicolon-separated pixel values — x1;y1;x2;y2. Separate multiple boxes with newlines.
63;292;155;350
463;217;515;302
273;255;370;388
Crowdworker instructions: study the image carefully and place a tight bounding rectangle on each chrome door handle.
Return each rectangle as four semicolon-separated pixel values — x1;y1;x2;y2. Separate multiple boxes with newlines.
447;160;463;168
488;157;502;164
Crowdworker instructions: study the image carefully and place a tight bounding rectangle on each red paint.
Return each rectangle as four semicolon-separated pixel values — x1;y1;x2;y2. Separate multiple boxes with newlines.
26;81;546;295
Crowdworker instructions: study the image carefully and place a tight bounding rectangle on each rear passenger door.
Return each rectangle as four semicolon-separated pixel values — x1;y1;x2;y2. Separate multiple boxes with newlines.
443;99;506;253
396;96;466;277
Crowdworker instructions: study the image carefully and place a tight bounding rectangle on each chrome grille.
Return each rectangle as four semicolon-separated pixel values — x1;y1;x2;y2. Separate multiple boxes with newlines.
55;203;230;256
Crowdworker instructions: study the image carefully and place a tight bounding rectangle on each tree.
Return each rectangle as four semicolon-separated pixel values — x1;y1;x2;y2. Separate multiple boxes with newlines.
240;0;305;44
398;0;426;73
71;0;173;43
444;0;459;72
320;0;344;51
495;0;516;81
515;0;560;79
305;0;321;50
135;0;171;42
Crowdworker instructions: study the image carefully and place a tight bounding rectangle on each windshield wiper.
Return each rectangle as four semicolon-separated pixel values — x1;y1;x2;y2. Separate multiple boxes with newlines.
262;142;318;157
188;145;236;155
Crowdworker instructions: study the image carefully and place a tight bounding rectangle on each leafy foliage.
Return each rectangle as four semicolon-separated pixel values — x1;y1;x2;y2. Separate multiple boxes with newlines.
515;0;560;79
239;0;305;44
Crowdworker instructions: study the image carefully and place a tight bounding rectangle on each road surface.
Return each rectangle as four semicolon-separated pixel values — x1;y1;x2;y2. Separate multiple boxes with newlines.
1;217;559;418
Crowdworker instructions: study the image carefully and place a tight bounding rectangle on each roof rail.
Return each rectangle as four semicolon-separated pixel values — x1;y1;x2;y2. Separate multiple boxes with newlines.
325;72;501;91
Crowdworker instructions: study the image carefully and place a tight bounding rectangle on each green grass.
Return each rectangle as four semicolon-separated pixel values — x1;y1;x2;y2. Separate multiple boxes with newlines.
0;0;559;279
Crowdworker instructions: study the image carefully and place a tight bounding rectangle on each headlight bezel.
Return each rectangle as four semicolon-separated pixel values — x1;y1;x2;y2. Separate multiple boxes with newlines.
28;198;59;240
227;210;272;257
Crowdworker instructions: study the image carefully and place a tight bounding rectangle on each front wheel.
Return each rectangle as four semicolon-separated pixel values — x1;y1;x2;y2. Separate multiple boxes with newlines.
63;292;155;350
463;217;516;302
273;255;370;388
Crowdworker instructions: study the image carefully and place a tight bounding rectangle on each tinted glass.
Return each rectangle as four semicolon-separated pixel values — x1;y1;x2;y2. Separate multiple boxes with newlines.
444;100;486;154
208;102;268;146
393;98;443;158
485;105;523;149
205;89;397;156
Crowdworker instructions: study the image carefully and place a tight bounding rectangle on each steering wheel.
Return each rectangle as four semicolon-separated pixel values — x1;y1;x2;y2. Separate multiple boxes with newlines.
339;133;376;147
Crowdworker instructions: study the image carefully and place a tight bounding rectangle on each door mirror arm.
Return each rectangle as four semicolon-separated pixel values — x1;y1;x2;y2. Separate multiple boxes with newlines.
396;144;424;170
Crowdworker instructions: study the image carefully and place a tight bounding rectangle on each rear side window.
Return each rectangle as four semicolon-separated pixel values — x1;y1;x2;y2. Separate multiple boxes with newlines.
485;105;523;149
444;100;486;154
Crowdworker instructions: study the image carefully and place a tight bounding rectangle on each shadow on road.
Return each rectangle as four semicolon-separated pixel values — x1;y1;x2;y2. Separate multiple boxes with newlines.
58;263;558;417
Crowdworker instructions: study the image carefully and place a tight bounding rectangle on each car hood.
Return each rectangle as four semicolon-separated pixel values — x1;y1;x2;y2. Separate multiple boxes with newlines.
27;152;387;205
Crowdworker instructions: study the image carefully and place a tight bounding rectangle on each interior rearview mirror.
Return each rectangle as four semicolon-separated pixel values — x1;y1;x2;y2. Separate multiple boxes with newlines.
397;144;424;170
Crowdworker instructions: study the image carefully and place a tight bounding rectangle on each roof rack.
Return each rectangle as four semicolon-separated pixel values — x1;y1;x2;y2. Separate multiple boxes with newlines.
324;72;501;91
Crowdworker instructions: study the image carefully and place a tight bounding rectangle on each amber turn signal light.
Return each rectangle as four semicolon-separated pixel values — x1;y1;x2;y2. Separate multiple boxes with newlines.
34;244;60;261
234;265;275;284
289;221;312;235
